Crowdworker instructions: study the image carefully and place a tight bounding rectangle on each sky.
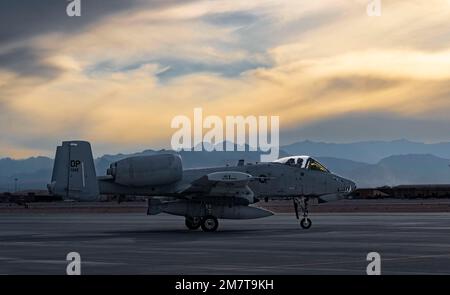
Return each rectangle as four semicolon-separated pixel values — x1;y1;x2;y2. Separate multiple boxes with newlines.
1;0;450;158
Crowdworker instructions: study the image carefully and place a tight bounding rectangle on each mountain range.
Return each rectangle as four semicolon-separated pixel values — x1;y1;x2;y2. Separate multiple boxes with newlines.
282;139;450;163
1;140;450;191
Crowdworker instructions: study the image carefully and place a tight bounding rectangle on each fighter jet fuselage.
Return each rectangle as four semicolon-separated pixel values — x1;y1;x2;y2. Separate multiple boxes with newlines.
48;141;356;232
98;162;355;201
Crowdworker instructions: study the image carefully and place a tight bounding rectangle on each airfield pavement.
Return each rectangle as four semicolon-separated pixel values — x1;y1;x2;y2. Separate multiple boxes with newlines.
1;212;450;275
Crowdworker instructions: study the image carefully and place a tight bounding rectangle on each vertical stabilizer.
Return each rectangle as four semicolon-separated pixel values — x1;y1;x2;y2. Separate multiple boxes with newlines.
48;141;99;201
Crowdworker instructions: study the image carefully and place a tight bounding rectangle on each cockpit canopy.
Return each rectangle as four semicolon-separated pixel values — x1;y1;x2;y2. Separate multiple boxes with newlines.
273;156;330;173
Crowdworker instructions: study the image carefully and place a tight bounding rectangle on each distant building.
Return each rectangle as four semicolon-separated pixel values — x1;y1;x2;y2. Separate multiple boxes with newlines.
351;188;390;199
389;185;450;198
0;190;61;203
352;185;450;199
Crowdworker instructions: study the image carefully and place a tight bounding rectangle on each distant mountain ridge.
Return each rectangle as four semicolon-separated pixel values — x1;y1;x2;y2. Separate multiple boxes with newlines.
319;154;450;187
1;140;450;191
282;139;450;163
0;156;54;192
0;156;53;177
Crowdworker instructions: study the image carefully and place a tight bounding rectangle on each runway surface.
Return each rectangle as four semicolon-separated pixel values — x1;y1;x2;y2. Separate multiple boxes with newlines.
1;213;450;275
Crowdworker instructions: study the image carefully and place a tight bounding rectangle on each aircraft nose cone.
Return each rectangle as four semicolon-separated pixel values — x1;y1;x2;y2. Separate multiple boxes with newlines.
346;179;357;193
332;176;356;194
338;177;356;194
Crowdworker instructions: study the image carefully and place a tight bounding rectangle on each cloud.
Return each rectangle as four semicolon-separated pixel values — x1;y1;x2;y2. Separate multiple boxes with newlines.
1;0;450;158
0;47;62;79
0;0;168;44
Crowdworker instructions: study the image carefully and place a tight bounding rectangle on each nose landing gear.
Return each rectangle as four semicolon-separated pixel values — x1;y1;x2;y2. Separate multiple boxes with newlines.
294;197;312;229
300;216;312;229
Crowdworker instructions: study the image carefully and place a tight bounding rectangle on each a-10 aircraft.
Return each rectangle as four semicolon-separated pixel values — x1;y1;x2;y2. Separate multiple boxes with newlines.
48;141;356;232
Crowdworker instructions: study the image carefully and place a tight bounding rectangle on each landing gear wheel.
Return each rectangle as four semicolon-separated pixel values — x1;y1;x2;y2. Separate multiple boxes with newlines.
185;217;201;230
294;197;313;229
201;215;219;232
300;217;312;229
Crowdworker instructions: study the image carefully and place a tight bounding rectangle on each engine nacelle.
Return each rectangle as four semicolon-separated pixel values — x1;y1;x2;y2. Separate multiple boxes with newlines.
107;154;182;187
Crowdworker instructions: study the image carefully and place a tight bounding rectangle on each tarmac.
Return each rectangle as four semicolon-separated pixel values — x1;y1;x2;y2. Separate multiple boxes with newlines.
1;213;450;275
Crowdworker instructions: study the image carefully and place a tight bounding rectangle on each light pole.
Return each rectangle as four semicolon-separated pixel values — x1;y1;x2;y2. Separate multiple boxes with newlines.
14;178;18;193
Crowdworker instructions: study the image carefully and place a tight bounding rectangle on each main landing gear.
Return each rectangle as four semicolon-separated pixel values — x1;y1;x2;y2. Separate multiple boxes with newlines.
185;215;219;232
201;215;219;232
185;216;201;230
294;197;312;229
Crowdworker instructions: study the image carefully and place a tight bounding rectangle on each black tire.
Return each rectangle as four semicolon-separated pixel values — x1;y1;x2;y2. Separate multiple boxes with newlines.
185;217;201;230
300;217;312;229
201;215;219;232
